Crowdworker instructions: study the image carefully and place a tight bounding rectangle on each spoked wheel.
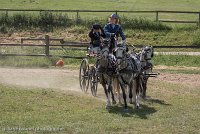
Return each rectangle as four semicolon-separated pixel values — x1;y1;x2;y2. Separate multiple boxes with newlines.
79;59;89;93
90;66;98;97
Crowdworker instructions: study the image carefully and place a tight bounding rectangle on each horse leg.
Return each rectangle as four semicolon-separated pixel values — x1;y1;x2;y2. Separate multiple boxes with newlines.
113;77;121;104
132;79;137;109
129;81;133;104
103;83;111;109
142;77;147;99
119;79;128;111
135;77;140;109
109;80;116;105
139;75;146;99
101;74;111;110
116;79;122;104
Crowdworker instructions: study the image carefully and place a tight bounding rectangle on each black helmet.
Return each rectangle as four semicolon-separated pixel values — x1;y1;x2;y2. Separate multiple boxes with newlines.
109;13;119;19
92;24;101;30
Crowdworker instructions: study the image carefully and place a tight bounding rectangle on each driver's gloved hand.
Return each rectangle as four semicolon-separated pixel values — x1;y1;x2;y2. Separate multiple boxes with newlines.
110;33;115;38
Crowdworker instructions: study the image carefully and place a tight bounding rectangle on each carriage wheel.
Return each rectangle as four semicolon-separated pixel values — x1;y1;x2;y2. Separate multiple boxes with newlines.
90;66;98;97
79;59;89;93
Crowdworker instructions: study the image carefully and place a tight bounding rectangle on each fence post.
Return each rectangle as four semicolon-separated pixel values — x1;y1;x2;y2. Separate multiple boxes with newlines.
115;11;118;15
45;35;50;56
21;38;24;44
156;11;159;22
198;12;200;28
76;10;79;20
5;10;8;17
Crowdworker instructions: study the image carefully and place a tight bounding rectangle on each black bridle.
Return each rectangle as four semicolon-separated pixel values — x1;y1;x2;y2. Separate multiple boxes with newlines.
115;47;129;70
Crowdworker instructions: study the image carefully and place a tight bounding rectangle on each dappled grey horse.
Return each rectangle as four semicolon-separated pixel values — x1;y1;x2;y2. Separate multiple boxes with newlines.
97;39;117;110
115;45;141;110
138;46;154;98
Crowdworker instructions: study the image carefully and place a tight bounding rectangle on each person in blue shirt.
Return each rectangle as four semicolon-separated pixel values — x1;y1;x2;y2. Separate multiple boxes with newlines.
104;13;126;53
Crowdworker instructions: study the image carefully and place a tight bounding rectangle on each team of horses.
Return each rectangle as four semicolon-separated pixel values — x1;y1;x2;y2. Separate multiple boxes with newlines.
96;39;154;111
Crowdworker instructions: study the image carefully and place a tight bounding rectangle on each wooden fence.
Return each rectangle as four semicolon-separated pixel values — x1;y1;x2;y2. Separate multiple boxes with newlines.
0;9;200;26
0;35;200;59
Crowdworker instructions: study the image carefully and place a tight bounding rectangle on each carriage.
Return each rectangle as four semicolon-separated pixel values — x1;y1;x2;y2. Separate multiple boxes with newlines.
79;46;100;96
79;41;159;105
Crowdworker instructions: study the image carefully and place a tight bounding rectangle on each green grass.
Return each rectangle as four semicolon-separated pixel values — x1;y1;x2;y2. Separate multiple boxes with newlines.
0;0;200;68
0;78;199;134
0;0;200;21
1;1;200;46
0;12;171;33
1;0;200;11
0;46;199;68
155;68;200;74
126;27;200;46
152;55;200;67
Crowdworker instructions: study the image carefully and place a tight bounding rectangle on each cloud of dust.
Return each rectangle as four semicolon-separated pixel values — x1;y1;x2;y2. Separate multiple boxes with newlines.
0;68;81;92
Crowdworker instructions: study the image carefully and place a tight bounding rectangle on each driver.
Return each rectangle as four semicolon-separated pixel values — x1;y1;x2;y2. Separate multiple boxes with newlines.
103;13;126;53
89;24;105;48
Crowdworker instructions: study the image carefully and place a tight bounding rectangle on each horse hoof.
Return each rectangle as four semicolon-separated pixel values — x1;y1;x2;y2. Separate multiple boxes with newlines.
118;101;123;105
106;104;111;110
141;95;146;100
136;105;141;109
124;108;129;113
112;100;117;105
129;100;133;104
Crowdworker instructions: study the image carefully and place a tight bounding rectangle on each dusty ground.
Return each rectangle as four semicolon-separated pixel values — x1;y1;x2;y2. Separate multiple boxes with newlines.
0;67;199;94
156;73;200;88
0;67;80;92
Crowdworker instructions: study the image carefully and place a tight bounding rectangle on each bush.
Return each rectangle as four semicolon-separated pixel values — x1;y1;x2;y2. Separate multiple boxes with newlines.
120;16;171;31
0;12;171;32
192;30;200;46
0;25;8;33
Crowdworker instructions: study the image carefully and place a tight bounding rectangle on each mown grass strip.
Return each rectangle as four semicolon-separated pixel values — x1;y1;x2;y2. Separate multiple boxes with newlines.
0;78;199;134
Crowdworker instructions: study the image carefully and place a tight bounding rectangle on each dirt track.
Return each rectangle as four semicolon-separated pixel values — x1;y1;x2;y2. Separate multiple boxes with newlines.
0;67;199;93
0;67;80;92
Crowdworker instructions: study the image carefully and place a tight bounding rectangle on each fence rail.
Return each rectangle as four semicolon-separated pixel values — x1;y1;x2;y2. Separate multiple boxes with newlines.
0;35;200;59
0;9;200;26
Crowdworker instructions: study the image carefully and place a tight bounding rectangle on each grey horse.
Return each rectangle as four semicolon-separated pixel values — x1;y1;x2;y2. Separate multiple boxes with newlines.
97;39;117;110
138;46;154;98
115;45;141;110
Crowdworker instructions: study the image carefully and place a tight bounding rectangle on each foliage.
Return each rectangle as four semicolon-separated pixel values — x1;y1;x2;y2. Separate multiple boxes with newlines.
152;55;200;67
121;17;171;31
192;30;200;46
0;12;172;32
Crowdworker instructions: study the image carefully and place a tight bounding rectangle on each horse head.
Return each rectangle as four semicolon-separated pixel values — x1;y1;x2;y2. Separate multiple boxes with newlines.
99;39;110;67
140;46;154;72
115;44;127;70
140;46;154;62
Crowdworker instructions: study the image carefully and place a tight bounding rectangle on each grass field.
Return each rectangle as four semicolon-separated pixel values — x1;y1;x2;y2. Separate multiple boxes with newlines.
0;45;200;68
0;0;200;21
1;0;200;46
0;0;200;68
0;78;199;134
1;0;200;11
0;1;199;134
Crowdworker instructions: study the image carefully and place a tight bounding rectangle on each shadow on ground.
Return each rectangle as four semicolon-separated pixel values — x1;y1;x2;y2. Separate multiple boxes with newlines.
108;98;171;119
144;96;172;106
108;104;156;119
